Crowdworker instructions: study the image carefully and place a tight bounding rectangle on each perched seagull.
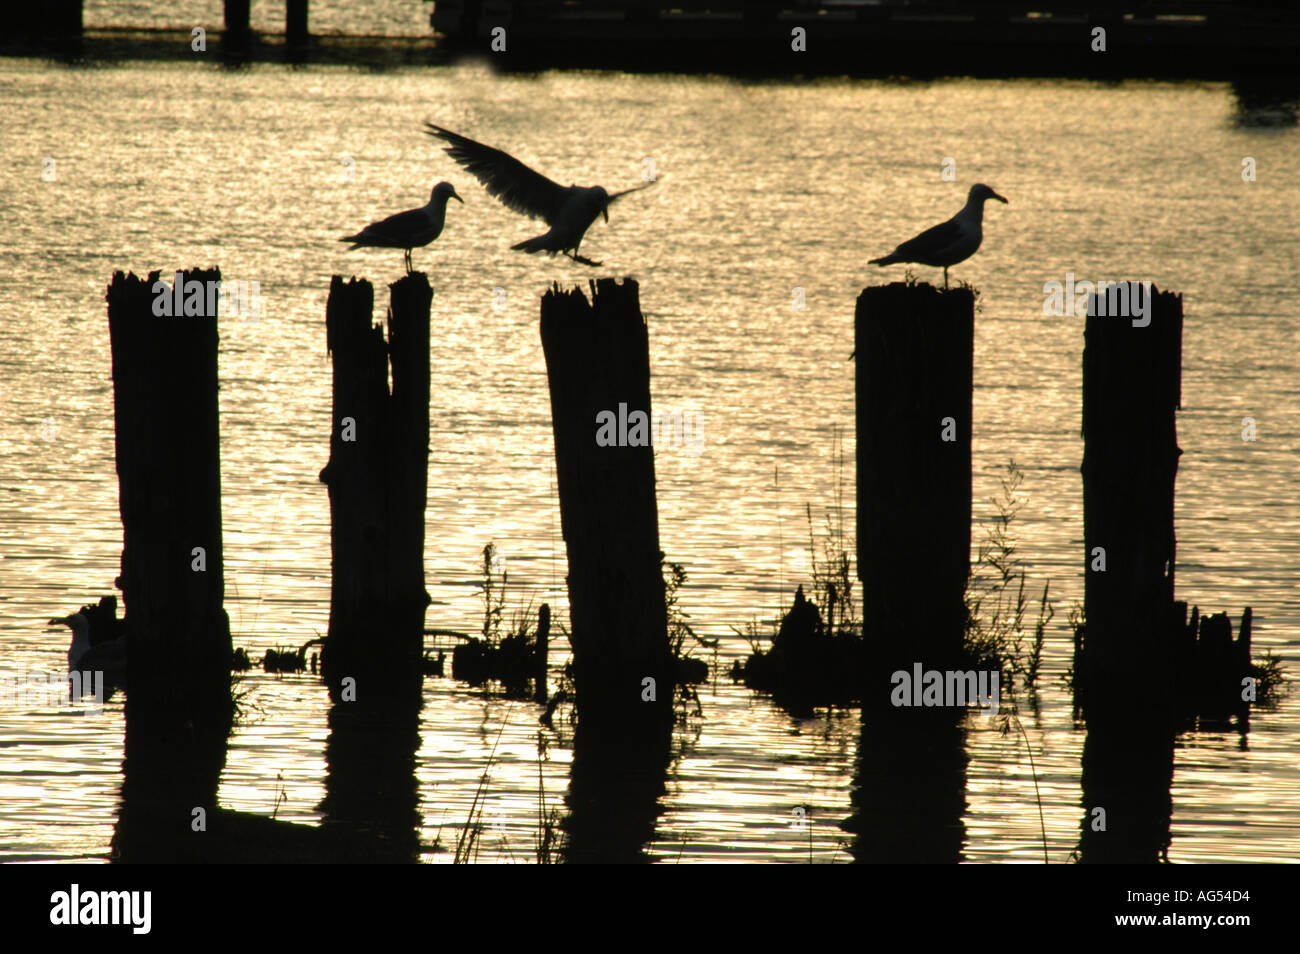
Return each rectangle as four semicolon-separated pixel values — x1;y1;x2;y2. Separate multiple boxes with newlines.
425;123;653;267
341;181;463;273
48;613;127;694
869;183;1008;289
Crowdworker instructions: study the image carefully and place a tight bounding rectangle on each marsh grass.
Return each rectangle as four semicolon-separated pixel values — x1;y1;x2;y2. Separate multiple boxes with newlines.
453;705;511;864
964;461;1053;692
806;428;859;639
967;461;1054;862
451;543;550;698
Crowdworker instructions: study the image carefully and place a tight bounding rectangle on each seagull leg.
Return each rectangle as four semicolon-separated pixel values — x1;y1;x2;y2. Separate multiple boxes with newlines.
943;267;949;290
404;248;413;273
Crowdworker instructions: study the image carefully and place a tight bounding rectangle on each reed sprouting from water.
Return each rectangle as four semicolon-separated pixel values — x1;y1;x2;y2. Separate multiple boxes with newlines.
450;543;550;700
731;433;867;711
963;460;1054;691
664;560;713;691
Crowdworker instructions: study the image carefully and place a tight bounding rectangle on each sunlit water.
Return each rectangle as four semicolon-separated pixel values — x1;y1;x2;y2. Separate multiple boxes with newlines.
1;55;1297;863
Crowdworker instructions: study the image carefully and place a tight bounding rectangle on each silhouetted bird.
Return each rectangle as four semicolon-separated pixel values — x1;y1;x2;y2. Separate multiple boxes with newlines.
869;184;1008;288
48;613;127;692
341;181;462;273
425;123;653;267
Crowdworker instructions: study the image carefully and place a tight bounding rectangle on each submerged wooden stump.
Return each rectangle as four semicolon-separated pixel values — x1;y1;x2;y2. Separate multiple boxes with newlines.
539;278;672;739
106;268;234;859
319;273;432;708
855;282;974;693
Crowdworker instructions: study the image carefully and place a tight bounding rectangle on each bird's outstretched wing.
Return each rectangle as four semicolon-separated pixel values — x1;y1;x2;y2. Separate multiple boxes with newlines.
425;123;568;225
605;180;657;204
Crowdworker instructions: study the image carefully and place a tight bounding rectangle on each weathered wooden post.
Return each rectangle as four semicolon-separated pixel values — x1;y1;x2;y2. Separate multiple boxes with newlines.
319;273;432;707
855;282;974;692
539;278;672;737
315;274;430;858
224;0;251;59
286;0;309;55
46;0;82;53
1078;284;1182;709
1076;282;1181;863
106;268;234;860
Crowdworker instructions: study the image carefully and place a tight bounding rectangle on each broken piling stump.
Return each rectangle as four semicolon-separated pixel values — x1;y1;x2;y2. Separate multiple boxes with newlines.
855;281;974;695
319;273;432;707
106;268;234;859
1077;284;1182;713
539;278;672;739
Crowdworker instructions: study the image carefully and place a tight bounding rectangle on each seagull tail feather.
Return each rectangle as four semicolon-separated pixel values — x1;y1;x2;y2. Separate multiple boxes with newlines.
868;255;895;266
511;236;553;254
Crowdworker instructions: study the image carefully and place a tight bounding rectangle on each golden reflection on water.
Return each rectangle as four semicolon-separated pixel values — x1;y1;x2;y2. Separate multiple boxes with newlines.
1;60;1297;862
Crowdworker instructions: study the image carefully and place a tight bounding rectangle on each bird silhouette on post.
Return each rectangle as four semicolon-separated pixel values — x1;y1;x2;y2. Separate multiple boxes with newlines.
341;181;463;273
869;183;1008;289
425;123;653;267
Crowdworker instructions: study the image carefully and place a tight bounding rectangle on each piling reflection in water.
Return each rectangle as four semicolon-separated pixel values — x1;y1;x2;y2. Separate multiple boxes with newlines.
843;704;968;864
317;681;423;862
1077;715;1175;864
562;719;673;864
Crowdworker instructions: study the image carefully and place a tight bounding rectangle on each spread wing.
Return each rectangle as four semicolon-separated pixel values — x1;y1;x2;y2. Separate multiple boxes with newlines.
425;123;568;225
606;180;656;204
889;217;963;261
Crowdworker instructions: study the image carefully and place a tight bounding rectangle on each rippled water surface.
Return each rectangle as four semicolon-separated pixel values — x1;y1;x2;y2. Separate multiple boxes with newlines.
1;55;1297;862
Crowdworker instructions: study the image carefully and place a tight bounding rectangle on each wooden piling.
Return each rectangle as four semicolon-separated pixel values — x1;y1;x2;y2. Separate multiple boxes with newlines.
854;282;974;689
1074;283;1182;862
46;0;82;52
106;268;234;857
286;0;309;53
224;0;252;58
1078;284;1182;712
539;278;672;738
319;274;432;708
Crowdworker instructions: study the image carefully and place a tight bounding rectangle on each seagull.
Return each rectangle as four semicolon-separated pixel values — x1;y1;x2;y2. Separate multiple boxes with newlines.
340;181;463;273
425;123;653;267
48;613;127;694
869;183;1008;289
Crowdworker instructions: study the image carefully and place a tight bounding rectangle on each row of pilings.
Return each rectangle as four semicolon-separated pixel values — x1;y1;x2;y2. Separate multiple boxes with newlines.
849;279;1254;863
12;2;313;62
100;268;672;861
99;265;1255;862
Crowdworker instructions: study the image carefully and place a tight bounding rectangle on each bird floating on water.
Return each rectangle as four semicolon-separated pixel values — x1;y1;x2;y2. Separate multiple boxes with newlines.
341;181;463;273
48;613;127;694
425;123;653;267
869;183;1008;289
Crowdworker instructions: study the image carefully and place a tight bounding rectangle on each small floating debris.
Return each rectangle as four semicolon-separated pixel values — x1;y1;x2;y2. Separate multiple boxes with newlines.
421;650;445;677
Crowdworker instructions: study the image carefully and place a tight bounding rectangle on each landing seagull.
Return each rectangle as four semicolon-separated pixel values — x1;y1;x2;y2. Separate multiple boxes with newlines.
341;181;463;273
869;183;1008;289
425;123;653;267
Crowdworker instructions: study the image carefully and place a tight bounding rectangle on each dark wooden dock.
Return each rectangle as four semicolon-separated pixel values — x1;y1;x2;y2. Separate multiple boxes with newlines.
433;1;1300;78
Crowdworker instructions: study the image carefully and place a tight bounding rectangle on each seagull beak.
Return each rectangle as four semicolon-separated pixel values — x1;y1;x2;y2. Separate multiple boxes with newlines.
452;191;464;204
993;191;1008;203
47;617;70;630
